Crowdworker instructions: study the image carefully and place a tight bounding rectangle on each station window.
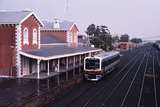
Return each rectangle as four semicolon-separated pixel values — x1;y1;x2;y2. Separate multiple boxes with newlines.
23;27;29;45
32;28;37;44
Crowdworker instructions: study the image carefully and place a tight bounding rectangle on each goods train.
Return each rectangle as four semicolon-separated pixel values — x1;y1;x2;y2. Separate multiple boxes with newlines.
84;51;120;81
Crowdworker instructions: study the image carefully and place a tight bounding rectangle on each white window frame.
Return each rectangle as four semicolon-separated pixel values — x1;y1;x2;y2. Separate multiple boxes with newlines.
23;27;29;45
67;31;72;43
32;28;38;44
70;32;73;43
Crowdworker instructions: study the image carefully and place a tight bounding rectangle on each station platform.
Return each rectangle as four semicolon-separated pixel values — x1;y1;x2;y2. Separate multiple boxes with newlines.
23;64;82;79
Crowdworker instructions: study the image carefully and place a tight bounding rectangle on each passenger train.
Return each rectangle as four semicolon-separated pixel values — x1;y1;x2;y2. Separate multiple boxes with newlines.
84;51;120;81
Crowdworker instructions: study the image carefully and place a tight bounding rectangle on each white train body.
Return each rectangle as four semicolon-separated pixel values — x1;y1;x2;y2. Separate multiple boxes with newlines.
84;51;120;81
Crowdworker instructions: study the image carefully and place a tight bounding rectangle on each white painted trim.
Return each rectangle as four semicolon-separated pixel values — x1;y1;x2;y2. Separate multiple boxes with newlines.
15;24;22;77
19;11;43;26
37;59;41;79
73;56;76;67
66;31;69;43
57;59;60;72
19;51;43;60
69;23;75;31
66;57;69;69
32;28;38;44
69;23;79;32
67;31;72;43
84;57;102;71
47;60;50;76
19;49;102;61
16;25;22;50
23;27;29;45
67;31;71;46
38;26;41;49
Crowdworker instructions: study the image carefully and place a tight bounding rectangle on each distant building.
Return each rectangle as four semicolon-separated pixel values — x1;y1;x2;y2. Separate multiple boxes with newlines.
78;34;89;46
0;10;102;78
120;34;129;42
41;19;79;47
118;34;130;50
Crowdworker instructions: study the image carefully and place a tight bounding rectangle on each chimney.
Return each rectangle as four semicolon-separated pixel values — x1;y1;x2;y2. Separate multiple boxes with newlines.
53;18;60;29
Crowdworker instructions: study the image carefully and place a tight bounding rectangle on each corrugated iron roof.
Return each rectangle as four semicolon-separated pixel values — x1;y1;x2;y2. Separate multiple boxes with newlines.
0;10;31;24
41;20;74;31
0;10;43;26
21;46;101;60
41;35;65;44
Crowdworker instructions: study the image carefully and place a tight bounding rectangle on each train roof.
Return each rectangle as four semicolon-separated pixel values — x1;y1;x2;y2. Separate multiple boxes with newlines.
93;51;120;59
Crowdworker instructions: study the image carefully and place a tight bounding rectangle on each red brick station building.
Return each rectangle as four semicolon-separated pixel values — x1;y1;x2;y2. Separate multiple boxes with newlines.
0;10;101;78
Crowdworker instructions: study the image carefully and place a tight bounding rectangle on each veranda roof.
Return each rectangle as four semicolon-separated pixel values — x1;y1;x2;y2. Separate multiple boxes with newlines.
20;46;102;60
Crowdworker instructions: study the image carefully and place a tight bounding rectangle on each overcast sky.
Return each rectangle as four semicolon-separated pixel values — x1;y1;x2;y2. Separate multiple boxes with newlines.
0;0;160;40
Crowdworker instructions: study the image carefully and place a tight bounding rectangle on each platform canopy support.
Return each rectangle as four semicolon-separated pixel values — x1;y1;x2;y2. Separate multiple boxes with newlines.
47;60;50;76
37;59;41;79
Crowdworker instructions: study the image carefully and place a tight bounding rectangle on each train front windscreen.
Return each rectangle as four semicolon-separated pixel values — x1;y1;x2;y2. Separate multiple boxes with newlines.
85;58;100;70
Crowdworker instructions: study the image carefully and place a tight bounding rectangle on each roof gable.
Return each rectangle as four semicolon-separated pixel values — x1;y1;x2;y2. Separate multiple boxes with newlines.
0;10;43;26
69;23;79;32
41;20;78;31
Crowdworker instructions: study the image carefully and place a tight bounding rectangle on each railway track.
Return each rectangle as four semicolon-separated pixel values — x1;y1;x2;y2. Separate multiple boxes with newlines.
138;47;157;107
46;44;160;107
82;51;146;107
46;44;143;107
95;47;148;107
155;50;160;107
120;47;151;107
65;46;146;107
46;46;141;107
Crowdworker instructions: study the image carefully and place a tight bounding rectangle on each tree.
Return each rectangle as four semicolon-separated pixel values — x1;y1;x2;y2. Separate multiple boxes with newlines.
112;35;119;43
86;24;96;36
120;34;129;42
86;24;112;51
130;38;142;43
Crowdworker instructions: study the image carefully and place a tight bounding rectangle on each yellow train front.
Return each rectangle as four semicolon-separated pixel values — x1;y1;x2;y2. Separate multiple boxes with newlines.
83;51;120;81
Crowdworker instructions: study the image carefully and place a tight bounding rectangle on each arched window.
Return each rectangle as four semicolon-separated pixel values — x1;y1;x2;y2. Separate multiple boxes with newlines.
32;28;37;44
23;27;29;45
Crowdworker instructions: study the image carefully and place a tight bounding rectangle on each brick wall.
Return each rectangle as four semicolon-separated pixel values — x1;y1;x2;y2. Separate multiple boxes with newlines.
0;25;16;76
21;15;40;49
41;31;67;42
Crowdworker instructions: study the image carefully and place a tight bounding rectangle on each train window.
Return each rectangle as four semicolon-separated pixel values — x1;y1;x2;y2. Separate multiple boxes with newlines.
102;54;120;67
102;59;109;67
85;59;100;69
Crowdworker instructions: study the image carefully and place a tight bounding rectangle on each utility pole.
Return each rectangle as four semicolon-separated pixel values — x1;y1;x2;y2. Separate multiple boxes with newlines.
64;0;69;19
66;0;69;12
